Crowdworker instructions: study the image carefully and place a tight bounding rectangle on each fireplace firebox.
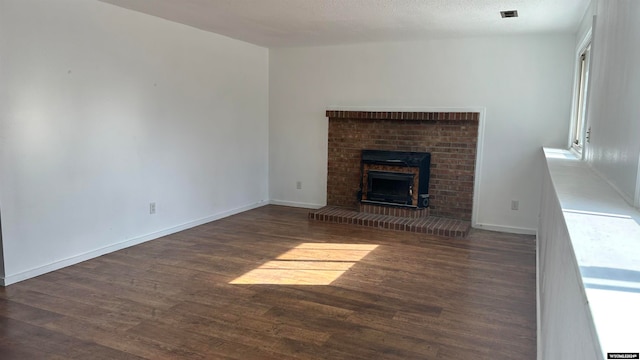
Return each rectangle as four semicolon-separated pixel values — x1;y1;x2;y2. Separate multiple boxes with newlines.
358;150;431;208
366;171;414;205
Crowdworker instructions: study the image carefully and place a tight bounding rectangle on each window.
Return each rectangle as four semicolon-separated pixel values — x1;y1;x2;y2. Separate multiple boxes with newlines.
571;43;591;153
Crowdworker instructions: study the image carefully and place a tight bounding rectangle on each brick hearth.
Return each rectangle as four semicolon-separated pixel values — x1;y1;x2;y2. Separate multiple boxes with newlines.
309;206;471;238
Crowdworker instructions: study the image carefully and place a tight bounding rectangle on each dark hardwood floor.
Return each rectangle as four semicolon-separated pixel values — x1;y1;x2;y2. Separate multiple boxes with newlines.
0;205;536;359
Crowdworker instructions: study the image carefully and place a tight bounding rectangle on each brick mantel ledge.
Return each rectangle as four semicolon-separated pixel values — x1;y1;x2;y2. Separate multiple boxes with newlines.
326;110;479;121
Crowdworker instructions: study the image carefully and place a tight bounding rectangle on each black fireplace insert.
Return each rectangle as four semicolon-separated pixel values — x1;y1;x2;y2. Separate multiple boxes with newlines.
366;171;414;205
358;150;431;208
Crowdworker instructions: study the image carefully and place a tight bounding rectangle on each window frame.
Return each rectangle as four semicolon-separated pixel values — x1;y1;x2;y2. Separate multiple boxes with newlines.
569;31;592;156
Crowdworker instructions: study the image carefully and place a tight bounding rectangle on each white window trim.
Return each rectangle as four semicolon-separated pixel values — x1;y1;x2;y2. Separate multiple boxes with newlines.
568;29;592;158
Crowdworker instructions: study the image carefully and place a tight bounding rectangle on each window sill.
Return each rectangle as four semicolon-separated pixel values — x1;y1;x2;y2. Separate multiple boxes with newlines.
543;147;640;356
569;144;583;159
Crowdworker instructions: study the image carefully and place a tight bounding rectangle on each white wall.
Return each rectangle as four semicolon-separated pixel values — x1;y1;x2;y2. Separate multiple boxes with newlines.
585;0;640;205
0;0;269;284
269;36;575;233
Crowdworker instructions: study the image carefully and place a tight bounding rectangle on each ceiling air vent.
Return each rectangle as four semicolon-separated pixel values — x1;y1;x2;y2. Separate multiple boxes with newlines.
500;10;518;18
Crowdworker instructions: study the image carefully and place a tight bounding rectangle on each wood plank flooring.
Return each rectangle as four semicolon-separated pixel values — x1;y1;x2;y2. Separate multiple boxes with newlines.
0;205;536;359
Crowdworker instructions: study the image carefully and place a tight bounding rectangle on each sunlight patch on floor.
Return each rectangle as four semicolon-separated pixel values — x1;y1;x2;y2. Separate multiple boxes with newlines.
229;243;378;285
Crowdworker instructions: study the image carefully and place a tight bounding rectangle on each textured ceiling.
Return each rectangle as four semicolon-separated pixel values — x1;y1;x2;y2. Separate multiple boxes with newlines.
99;0;591;47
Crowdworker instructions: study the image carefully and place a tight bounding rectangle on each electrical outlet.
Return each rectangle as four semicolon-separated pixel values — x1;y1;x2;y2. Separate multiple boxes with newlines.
511;200;519;211
149;202;156;214
296;181;302;190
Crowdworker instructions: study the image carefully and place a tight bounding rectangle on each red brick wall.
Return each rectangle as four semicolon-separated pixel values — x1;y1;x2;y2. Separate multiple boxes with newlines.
326;111;479;221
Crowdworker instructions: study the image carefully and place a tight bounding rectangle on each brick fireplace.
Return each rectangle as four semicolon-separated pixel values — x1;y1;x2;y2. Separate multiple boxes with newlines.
310;110;479;237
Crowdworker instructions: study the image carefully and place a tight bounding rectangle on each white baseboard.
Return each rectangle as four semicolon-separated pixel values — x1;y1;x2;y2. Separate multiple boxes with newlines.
0;200;269;286
269;199;324;209
472;222;537;235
